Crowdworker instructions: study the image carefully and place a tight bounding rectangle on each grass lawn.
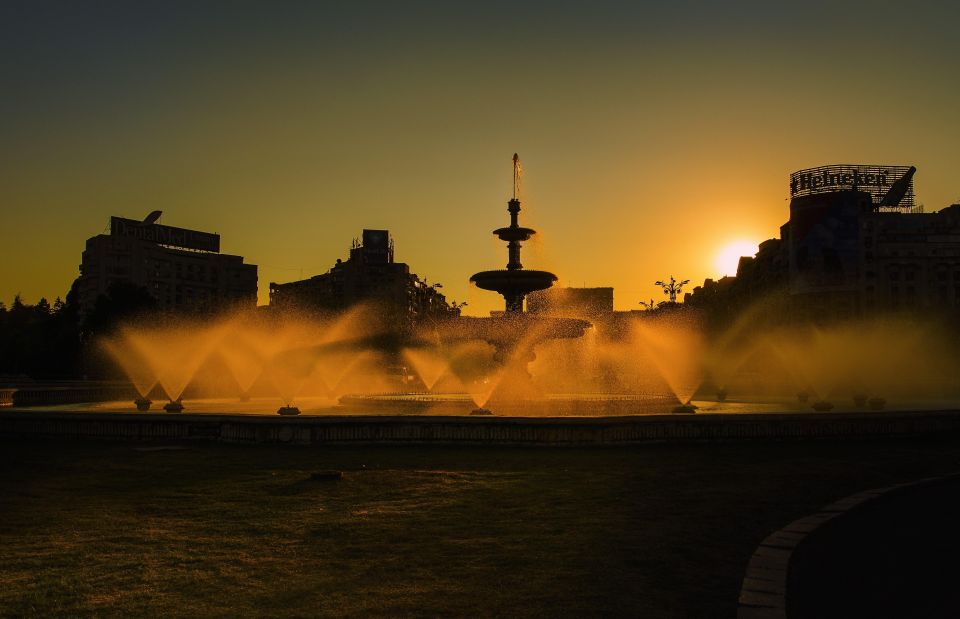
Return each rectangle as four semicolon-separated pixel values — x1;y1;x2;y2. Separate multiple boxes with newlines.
2;436;960;617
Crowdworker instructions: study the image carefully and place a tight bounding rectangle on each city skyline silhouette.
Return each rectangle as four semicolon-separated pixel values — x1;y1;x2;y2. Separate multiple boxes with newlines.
2;2;960;315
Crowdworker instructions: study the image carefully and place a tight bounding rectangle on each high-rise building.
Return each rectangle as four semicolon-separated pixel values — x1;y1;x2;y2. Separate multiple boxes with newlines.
77;213;257;316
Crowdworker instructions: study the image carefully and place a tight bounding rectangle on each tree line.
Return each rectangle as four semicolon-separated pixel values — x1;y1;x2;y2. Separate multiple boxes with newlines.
0;280;158;381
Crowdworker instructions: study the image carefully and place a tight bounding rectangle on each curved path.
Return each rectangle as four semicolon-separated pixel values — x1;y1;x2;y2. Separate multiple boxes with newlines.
738;473;960;618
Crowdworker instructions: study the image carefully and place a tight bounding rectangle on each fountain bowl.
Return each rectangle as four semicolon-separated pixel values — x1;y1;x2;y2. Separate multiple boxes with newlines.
469;269;558;296
277;406;302;416
163;400;184;413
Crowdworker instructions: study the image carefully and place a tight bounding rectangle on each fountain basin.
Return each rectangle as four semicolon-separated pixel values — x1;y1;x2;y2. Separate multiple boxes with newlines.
339;393;678;416
469;269;557;296
493;226;536;242
434;313;591;344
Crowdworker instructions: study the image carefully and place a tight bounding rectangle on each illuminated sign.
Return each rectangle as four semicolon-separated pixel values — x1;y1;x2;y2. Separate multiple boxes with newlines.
789;164;915;209
110;217;220;252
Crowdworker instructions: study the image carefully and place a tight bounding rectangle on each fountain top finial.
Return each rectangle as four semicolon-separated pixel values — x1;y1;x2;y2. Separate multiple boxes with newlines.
512;153;522;201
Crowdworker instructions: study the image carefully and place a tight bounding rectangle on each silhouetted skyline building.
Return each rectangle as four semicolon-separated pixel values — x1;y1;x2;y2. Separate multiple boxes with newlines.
268;229;458;328
688;164;960;319
77;213;257;316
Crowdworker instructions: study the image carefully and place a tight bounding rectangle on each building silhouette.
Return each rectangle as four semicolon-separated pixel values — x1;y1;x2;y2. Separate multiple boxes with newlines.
269;229;458;329
78;213;257;316
687;164;960;319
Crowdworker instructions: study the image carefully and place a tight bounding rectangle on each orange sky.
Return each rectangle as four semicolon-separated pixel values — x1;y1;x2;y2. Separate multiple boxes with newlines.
2;2;958;315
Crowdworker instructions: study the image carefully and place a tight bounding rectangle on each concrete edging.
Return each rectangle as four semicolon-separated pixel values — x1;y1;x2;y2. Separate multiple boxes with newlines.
736;472;960;618
3;409;960;445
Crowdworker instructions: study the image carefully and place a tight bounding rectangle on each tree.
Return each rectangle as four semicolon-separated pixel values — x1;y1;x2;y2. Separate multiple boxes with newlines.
82;281;158;339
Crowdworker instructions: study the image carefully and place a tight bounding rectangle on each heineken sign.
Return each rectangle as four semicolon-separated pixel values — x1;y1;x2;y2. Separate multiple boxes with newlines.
110;216;221;252
789;164;916;209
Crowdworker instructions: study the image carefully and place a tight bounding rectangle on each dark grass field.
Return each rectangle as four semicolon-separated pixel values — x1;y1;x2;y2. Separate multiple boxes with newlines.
2;436;960;618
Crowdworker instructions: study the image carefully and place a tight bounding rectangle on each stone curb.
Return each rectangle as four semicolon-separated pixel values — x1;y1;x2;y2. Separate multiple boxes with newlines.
4;409;960;445
736;472;960;618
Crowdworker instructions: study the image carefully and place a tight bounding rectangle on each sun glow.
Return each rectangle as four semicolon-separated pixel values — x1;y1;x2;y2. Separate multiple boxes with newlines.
715;240;758;277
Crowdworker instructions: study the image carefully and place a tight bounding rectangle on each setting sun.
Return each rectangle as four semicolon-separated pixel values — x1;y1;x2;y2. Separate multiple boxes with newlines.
714;240;758;277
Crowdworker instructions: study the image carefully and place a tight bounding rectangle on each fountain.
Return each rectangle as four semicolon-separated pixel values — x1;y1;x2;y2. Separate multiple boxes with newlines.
92;290;960;418
470;154;559;314
462;154;590;412
88;158;960;420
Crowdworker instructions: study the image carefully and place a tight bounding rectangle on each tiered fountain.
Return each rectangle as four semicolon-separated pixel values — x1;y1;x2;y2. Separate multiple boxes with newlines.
453;154;591;411
470;154;559;314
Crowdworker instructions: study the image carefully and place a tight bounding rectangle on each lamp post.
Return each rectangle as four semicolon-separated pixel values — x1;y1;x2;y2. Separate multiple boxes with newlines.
655;276;690;304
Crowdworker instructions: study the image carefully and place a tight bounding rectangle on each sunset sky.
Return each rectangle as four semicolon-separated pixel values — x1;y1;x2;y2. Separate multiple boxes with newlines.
2;1;959;315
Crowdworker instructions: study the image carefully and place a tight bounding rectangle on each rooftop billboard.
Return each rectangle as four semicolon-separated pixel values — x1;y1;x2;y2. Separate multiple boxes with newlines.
789;164;916;210
110;217;220;252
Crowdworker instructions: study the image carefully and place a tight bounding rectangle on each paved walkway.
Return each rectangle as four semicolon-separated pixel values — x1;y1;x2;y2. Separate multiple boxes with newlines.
788;477;960;618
